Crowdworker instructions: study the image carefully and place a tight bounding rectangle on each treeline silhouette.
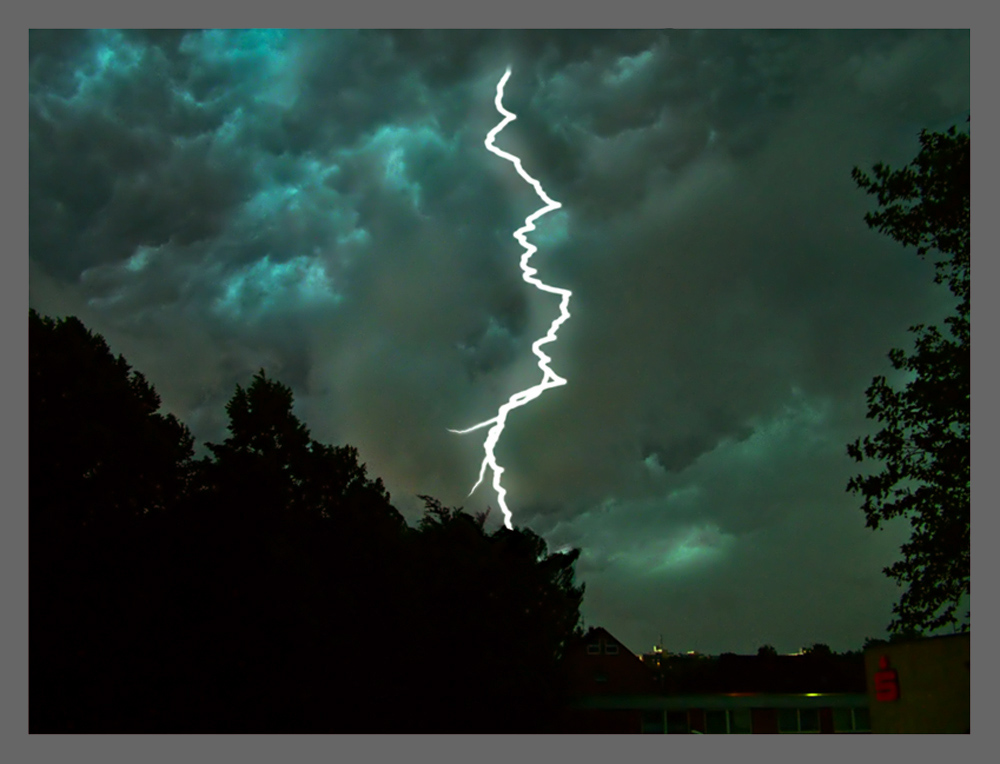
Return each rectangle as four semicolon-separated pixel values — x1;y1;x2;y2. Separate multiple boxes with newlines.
29;309;586;733
648;646;867;695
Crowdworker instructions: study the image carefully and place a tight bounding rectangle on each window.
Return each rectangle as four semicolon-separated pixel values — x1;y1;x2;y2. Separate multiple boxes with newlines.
605;643;619;655
778;709;798;733
853;707;871;732
705;710;728;734
587;643;601;655
593;671;609;683
702;709;752;734
730;708;752;734
642;711;665;734
834;707;871;733
779;709;820;733
799;709;820;732
666;711;690;734
832;708;851;732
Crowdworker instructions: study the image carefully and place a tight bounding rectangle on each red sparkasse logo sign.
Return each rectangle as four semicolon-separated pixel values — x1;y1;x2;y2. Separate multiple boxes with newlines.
874;655;899;702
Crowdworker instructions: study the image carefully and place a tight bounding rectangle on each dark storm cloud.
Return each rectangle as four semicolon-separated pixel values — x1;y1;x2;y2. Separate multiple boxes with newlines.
28;29;969;654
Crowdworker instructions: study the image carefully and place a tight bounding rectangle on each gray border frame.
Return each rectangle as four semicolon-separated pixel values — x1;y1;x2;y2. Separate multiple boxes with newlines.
13;4;987;763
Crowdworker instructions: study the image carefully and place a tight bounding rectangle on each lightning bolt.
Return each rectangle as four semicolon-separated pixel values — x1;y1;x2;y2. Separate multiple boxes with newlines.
449;67;571;530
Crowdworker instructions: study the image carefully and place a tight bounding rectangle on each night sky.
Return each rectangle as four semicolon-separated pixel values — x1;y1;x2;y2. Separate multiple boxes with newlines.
28;29;970;656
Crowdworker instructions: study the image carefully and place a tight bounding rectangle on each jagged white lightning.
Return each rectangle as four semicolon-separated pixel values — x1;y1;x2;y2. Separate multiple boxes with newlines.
449;67;571;530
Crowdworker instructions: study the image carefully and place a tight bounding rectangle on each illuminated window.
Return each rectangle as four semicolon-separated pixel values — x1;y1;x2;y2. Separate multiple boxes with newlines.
605;643;619;655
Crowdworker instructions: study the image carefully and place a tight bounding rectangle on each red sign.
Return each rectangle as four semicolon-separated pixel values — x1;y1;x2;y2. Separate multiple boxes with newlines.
874;655;899;702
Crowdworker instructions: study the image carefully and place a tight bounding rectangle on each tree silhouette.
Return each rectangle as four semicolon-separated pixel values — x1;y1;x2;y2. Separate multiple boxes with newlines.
803;643;833;659
29;309;196;732
757;644;778;659
176;369;409;731
30;318;587;732
192;369;403;535
29;309;194;537
846;121;970;635
397;496;585;732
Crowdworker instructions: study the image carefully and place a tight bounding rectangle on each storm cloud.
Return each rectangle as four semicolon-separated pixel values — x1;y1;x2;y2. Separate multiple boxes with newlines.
28;29;970;654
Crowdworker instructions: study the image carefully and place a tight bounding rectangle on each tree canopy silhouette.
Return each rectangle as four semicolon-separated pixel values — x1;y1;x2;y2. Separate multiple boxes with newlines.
400;496;585;732
192;369;403;534
803;643;833;659
846;120;970;635
29;309;194;537
30;309;196;731
29;316;586;732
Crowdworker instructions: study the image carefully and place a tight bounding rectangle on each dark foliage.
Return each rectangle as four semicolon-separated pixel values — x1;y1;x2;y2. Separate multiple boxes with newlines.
29;310;196;732
29;314;584;732
647;651;866;695
803;643;833;659
846;121;970;635
399;496;585;732
861;626;925;651
29;309;195;536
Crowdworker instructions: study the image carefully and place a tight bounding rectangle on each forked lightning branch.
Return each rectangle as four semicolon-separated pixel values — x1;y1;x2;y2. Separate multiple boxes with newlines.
449;67;572;530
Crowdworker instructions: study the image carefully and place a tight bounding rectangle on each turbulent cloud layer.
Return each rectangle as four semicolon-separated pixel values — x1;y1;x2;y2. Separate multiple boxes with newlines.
29;29;970;654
